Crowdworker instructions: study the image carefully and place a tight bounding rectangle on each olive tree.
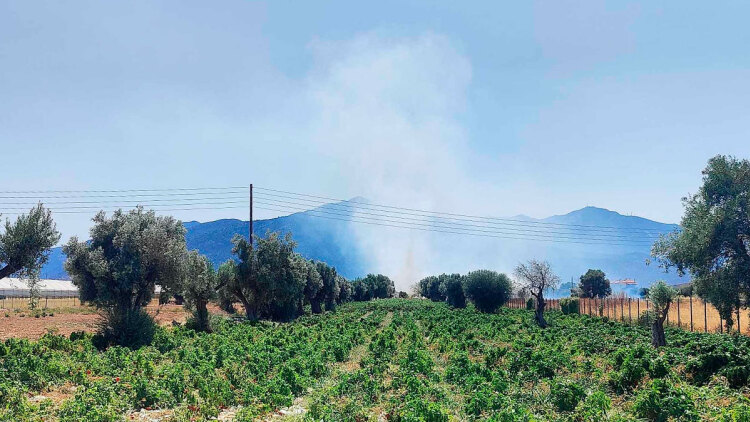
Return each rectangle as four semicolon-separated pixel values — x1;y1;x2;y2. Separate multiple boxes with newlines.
180;250;220;332
462;270;512;313
515;260;560;328
302;259;323;314
218;231;306;322
0;204;60;280
418;275;445;302
315;261;340;312
575;269;612;298
63;208;186;348
363;273;396;299
652;155;750;331
648;281;676;347
438;273;466;308
337;276;352;304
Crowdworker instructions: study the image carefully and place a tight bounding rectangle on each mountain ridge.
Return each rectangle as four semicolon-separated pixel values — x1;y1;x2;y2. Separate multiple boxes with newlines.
38;202;685;295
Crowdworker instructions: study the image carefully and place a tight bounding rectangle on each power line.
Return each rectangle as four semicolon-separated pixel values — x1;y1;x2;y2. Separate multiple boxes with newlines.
0;200;247;211
253;194;663;240
0;186;246;194
254;186;673;234
0;205;247;215
254;204;653;246
0;195;247;205
253;198;657;242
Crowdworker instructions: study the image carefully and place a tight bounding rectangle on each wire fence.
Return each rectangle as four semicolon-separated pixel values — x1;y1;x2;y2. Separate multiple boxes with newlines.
0;292;170;312
0;292;80;310
507;296;746;335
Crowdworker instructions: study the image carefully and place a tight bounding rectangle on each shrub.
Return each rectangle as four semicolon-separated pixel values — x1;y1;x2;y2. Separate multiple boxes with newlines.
633;379;697;422
93;308;156;349
551;378;586;411
462;270;512;313
572;391;611;421
439;273;466;308
560;298;580;315
526;298;534;310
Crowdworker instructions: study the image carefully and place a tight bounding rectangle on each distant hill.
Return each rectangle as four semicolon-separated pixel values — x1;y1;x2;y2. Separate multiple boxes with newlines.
39;202;687;295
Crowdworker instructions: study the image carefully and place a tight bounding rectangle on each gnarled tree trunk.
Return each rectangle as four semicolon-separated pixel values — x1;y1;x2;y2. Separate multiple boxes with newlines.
534;293;548;328
651;307;668;347
310;299;323;314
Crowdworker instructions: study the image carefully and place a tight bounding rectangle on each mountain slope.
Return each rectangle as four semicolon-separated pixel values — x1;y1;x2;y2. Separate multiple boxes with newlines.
39;202;686;295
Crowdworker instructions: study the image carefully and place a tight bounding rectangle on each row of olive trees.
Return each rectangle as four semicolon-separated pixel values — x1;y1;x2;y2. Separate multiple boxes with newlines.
61;207;395;348
415;260;562;327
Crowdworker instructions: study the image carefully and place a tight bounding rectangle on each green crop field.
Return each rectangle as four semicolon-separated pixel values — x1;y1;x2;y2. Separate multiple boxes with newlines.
3;299;750;421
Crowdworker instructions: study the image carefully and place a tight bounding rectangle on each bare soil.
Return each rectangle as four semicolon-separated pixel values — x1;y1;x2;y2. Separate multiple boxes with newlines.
0;303;199;341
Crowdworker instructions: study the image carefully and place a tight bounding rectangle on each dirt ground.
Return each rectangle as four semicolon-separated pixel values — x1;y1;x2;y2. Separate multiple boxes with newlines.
0;304;195;341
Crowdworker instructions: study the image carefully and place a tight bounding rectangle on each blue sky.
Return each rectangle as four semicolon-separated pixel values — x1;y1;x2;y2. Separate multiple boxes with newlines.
1;1;749;243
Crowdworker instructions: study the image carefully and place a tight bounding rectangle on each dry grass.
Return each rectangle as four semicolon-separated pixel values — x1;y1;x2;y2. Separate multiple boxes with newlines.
577;297;745;334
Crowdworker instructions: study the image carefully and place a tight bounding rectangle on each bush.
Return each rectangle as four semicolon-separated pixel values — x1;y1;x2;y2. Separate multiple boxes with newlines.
572;391;611;421
551;378;586;411
633;379;697;422
526;298;534;310
462;270;512;313
93;308;156;349
560;298;580;315
439;273;466;308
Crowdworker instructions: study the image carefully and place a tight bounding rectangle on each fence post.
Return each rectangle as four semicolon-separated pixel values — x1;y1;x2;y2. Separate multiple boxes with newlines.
738;309;741;334
621;298;624;322
637;298;640;322
629;298;632;324
704;300;707;333
677;297;681;328
689;296;694;332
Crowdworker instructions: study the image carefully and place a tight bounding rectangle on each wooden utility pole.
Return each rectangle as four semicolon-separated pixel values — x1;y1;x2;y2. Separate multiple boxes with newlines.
253;184;256;246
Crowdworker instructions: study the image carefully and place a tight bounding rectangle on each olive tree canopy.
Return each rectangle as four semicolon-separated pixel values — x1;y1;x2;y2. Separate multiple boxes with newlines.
218;231;307;321
63;208;186;311
648;281;677;347
652;155;750;330
180;250;219;332
0;204;60;280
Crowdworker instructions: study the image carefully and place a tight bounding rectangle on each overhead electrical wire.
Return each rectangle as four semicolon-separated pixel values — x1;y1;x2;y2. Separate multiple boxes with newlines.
253;186;670;234
0;184;674;245
253;200;655;244
254;204;654;246
252;194;663;239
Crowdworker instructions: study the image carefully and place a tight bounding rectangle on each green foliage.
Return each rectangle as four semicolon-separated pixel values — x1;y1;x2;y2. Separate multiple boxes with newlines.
6;299;750;420
418;275;445;302
302;259;324;313
438;273;466;308
93;308;156;349
63;208;186;311
550;378;586;411
462;270;512;313
179;250;219;332
633;379;697;421
315;261;340;312
62;208;185;347
652;155;750;328
526;298;534;310
0;203;60;280
218;232;307;322
560;297;580;314
575;269;611;298
352;274;395;301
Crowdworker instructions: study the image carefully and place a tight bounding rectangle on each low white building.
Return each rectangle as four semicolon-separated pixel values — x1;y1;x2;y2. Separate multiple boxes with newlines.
0;278;78;297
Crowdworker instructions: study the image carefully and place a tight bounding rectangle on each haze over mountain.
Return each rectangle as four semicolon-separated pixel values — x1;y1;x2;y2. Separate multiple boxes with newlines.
40;200;684;295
